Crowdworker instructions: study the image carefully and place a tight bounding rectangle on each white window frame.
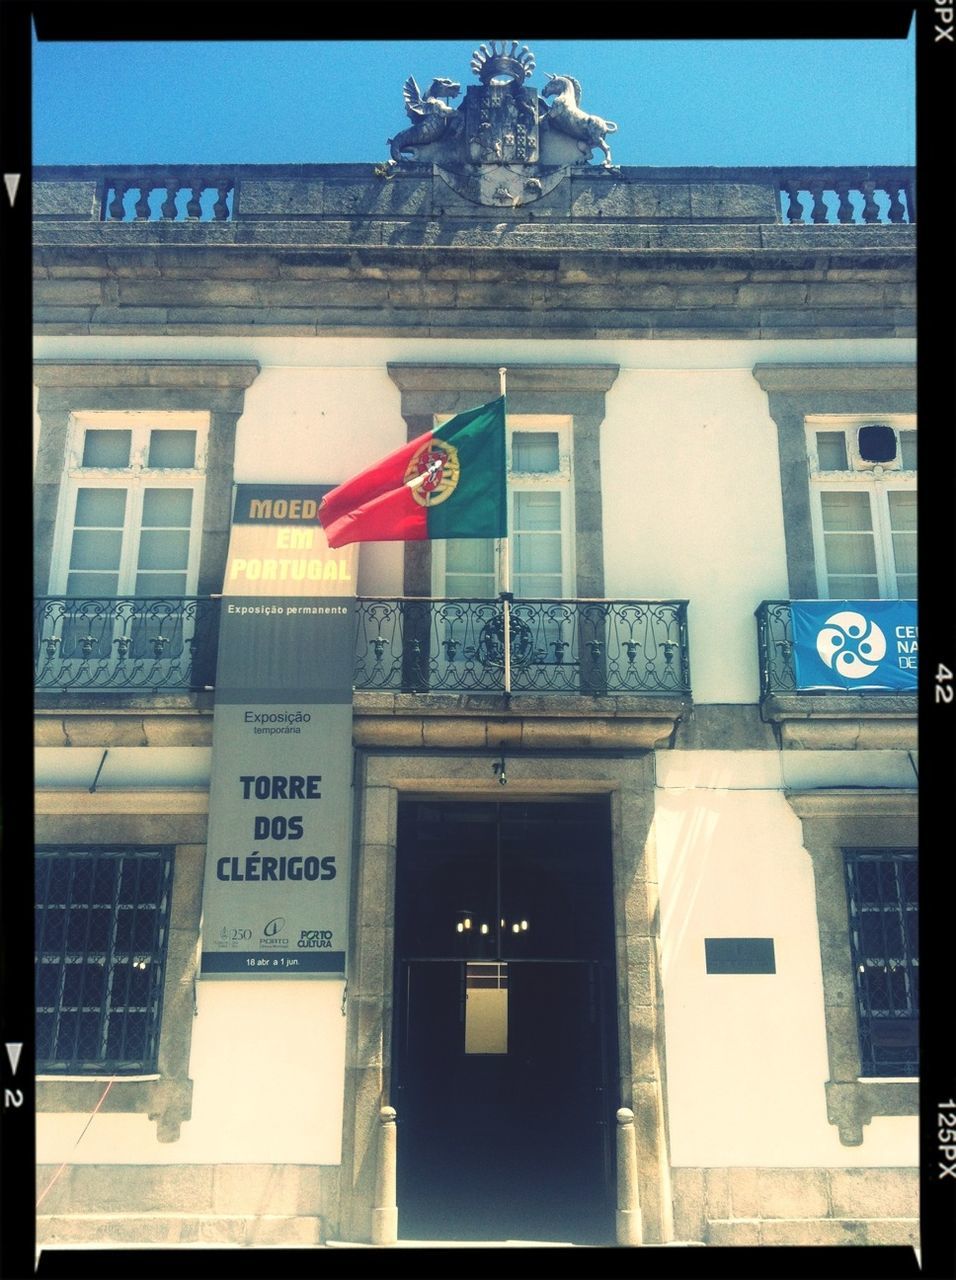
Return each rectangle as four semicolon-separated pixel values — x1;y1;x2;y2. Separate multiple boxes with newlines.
50;410;209;597
805;414;916;601
431;415;576;599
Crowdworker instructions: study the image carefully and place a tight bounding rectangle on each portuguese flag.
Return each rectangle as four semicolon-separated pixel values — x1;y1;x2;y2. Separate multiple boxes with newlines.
319;397;507;549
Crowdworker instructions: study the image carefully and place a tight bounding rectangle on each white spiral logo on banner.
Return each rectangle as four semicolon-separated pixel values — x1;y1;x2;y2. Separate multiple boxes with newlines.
815;610;887;679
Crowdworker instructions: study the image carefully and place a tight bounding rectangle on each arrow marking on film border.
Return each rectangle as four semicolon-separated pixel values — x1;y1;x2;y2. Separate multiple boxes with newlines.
5;1043;23;1074
3;174;21;207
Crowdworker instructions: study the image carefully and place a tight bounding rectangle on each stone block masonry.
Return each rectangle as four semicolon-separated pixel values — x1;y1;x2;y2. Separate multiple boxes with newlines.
33;164;914;340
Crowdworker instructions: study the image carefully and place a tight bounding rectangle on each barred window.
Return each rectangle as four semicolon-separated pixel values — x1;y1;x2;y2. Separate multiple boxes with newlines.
35;848;173;1074
844;848;918;1077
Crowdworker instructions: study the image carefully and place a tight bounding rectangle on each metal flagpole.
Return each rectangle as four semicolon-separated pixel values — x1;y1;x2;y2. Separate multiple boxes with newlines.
498;366;511;696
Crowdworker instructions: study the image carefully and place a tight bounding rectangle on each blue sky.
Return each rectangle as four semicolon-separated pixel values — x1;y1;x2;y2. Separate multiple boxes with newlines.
32;33;916;168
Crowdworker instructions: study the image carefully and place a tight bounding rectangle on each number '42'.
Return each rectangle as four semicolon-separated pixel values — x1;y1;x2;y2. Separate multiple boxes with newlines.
936;664;953;704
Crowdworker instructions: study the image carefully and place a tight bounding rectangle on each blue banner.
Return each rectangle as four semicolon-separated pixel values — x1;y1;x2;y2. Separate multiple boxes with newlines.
790;601;917;691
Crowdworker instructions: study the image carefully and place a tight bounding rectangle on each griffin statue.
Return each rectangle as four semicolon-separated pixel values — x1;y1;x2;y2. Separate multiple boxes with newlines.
387;77;462;164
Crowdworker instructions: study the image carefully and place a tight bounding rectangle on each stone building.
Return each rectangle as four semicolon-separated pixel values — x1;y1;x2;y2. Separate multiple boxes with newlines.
33;41;917;1251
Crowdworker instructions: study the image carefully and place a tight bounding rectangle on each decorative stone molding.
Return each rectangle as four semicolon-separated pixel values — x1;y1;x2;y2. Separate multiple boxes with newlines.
825;1079;919;1149
762;698;918;750
785;788;918;1144
352;691;688;750
33;223;914;339
35;790;209;816
34;706;214;749
33;360;260;597
34;813;207;1143
337;750;672;1244
386;363;619;600
751;363;916;600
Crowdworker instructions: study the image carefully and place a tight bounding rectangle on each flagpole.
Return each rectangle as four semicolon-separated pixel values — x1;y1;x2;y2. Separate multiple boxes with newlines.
499;366;511;697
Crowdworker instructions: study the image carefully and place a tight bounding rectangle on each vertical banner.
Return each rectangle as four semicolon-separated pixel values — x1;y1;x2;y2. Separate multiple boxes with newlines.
200;486;356;977
790;600;918;691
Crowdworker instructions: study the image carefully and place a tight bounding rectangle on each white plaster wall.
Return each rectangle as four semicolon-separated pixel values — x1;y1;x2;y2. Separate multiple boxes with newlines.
36;980;346;1164
32;336;917;1176
655;778;917;1168
601;368;789;703
233;363;405;598
656;748;918;793
35;332;913;629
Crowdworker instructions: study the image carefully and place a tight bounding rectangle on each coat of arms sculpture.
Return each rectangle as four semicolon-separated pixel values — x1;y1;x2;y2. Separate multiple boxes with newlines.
380;40;619;207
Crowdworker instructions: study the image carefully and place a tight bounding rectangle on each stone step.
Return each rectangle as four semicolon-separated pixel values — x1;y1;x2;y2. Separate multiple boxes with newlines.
36;1213;323;1247
707;1217;918;1247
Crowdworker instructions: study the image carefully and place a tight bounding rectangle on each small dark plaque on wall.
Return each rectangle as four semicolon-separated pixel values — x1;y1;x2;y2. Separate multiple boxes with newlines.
705;937;776;974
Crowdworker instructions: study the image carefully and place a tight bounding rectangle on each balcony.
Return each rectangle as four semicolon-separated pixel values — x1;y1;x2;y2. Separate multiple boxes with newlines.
755;601;917;750
34;597;220;694
35;595;690;698
354;598;690;696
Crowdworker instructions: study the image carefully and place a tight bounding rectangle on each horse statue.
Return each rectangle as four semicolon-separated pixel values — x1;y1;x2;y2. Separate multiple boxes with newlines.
387;76;461;164
541;74;618;166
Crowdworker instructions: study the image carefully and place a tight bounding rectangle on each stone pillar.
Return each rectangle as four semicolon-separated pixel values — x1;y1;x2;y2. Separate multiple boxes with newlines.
616;1107;642;1246
371;1106;398;1246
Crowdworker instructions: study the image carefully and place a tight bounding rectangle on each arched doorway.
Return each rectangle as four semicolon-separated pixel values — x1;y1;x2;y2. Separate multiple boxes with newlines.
392;799;618;1243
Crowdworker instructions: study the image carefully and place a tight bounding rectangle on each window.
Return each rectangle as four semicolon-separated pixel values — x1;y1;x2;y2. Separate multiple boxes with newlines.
807;415;916;600
35;847;173;1074
51;411;207;598
434;417;574;599
785;791;918;1145
844;848;918;1078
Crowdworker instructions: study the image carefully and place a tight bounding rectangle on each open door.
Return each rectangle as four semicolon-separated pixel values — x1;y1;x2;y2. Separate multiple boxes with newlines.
392;800;617;1244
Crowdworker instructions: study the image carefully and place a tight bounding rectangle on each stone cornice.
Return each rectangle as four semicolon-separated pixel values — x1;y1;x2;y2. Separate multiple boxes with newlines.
35;789;209;814
33;239;914;340
752;363;916;393
785;787;918;818
32;360;261;389
352;691;689;751
387;363;620;394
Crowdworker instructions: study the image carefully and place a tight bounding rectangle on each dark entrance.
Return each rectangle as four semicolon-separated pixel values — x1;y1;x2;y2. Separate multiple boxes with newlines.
392;800;618;1244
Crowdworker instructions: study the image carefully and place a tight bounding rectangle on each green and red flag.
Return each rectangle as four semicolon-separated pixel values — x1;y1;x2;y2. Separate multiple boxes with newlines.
318;397;507;549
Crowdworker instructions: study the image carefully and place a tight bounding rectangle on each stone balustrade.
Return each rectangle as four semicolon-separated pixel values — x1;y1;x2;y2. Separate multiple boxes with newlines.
775;169;914;225
32;163;915;341
33;165;915;226
102;171;236;221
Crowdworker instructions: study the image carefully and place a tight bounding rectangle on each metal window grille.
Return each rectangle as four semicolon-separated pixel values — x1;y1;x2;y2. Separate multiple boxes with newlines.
35;847;173;1074
843;848;918;1077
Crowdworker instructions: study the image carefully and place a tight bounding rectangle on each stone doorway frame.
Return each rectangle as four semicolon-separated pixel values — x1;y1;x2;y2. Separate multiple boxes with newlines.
336;748;673;1244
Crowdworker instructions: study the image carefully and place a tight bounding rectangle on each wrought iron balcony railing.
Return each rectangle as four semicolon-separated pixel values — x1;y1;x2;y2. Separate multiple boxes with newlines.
34;596;691;697
756;601;800;695
34;597;220;692
353;598;691;696
755;600;919;699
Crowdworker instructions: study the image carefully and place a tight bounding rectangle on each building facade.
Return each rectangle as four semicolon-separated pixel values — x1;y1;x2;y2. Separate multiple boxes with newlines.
33;43;917;1249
